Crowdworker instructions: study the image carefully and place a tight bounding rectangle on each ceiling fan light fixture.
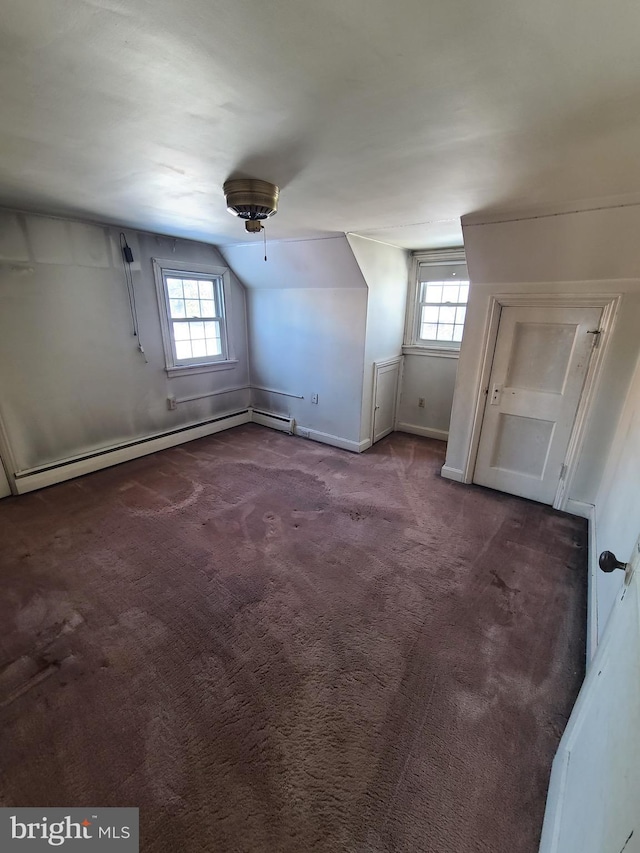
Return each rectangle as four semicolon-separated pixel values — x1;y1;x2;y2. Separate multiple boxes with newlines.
223;178;279;233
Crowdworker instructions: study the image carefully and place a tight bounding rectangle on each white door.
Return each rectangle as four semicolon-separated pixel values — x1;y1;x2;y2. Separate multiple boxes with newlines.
539;536;640;853
474;305;602;504
372;359;401;444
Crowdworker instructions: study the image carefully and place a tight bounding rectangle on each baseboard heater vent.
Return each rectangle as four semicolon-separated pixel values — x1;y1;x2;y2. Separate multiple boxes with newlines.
249;408;294;434
14;409;252;494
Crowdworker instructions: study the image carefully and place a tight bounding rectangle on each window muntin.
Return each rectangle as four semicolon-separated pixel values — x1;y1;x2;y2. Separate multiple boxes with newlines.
417;280;469;344
162;272;227;365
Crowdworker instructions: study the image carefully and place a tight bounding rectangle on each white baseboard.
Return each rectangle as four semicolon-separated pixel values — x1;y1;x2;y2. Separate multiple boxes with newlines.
293;424;363;453
12;409;366;493
564;498;593;519
396;422;449;442
14;410;251;494
564;499;598;663
440;464;465;482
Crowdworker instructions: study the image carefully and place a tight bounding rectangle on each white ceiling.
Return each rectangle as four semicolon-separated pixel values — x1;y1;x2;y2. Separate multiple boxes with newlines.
2;0;640;249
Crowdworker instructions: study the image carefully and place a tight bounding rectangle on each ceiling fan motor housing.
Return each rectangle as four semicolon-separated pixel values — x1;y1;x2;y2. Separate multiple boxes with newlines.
223;179;279;232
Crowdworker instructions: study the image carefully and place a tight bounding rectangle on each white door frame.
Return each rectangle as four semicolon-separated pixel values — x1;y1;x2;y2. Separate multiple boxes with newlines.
0;404;17;495
463;292;620;512
370;356;403;445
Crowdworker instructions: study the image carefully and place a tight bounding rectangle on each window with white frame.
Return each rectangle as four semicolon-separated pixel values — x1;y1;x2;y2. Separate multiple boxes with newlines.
153;259;233;375
406;251;469;350
417;279;469;344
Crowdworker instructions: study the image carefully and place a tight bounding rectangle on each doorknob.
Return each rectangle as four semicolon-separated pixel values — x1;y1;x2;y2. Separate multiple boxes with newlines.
599;551;628;573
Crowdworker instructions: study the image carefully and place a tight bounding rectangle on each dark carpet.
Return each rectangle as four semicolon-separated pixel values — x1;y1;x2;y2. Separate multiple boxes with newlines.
0;425;587;852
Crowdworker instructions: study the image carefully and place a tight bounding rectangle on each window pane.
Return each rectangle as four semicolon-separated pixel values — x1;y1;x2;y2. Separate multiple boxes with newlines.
205;338;222;356
169;298;185;318
175;340;192;360
191;340;207;358
420;322;438;340
436;324;455;341
204;321;219;337
185;299;201;318
425;283;442;302
173;321;189;341
455;307;467;324
439;306;456;324
198;280;214;301
182;280;199;299
421;306;439;324
166;278;183;299
189;321;205;340
453;325;464;342
458;283;469;302
442;284;459;303
199;300;216;318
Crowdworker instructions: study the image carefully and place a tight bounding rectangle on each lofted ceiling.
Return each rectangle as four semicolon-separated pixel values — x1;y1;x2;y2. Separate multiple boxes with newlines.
2;0;640;249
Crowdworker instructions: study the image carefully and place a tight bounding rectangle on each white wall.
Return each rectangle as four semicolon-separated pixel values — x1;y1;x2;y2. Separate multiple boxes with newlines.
396;353;458;441
247;287;368;443
446;206;640;506
593;349;640;641
222;236;369;446
0;210;250;476
347;235;409;443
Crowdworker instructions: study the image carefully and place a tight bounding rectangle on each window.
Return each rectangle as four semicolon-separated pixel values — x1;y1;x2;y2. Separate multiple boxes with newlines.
417;280;469;344
404;250;469;354
153;259;235;376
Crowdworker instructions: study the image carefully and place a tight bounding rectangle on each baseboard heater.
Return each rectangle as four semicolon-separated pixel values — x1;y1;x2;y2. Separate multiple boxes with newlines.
14;409;252;494
249;408;294;434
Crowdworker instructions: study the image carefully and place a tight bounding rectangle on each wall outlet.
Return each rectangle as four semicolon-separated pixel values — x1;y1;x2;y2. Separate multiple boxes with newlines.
311;393;319;404
167;396;177;411
418;397;425;408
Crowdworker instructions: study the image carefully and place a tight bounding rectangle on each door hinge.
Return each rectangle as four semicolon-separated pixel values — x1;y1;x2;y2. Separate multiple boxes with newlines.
559;463;568;480
587;329;602;348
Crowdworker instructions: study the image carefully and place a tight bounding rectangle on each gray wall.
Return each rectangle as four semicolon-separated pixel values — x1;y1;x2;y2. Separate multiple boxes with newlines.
396;353;458;440
0;211;250;474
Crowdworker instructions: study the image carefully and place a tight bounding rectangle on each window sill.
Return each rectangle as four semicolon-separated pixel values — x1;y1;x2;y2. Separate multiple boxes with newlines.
166;359;238;378
402;345;460;359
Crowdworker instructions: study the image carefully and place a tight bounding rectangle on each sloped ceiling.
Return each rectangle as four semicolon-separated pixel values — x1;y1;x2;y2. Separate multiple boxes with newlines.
2;0;640;249
220;236;367;290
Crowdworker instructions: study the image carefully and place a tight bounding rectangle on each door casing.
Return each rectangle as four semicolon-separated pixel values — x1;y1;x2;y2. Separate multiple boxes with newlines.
464;293;620;512
370;356;403;446
0;404;17;496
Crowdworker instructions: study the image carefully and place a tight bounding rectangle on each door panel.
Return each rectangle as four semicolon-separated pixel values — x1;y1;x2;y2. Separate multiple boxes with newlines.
372;360;401;444
474;306;601;504
539;537;640;853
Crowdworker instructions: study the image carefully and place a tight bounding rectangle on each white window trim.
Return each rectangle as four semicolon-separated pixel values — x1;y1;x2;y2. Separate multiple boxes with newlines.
152;258;237;377
403;248;467;356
